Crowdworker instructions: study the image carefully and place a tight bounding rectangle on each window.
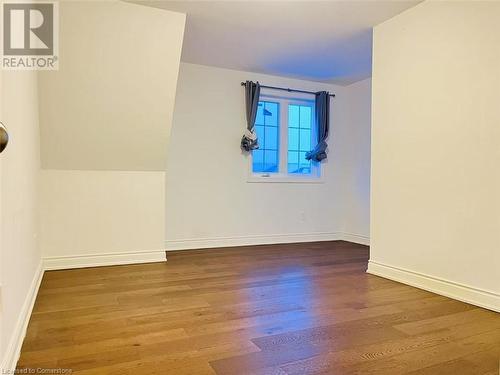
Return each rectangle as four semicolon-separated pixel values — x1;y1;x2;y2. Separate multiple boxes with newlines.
252;101;279;173
288;104;313;175
249;94;322;182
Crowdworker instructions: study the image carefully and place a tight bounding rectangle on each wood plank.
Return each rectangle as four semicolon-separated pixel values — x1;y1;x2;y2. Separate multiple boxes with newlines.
16;241;500;374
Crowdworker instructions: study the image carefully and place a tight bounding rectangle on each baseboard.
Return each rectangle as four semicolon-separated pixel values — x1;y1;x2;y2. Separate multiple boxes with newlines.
339;232;370;246
1;261;44;372
43;250;167;270
367;260;500;313
165;232;370;251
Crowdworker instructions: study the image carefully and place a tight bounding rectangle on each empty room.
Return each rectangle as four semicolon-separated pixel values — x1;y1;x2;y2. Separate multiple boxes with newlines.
1;0;499;374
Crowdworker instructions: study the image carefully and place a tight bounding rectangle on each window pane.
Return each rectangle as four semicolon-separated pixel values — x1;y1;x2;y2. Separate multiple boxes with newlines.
288;127;299;151
265;102;278;126
288;151;300;174
265;126;278;150
256;103;264;125
255;125;264;145
299;129;311;151
287;103;314;175
299;151;311;170
252;149;264;172
288;164;299;173
291;150;311;174
299;166;311;174
252;100;280;174
300;106;312;128
288;105;299;128
264;150;278;172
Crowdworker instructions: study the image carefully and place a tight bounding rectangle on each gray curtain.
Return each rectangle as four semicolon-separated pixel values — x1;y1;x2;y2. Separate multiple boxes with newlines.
241;81;261;151
306;91;330;161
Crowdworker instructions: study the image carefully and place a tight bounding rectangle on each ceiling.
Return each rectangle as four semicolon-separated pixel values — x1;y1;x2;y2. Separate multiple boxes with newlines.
136;1;420;85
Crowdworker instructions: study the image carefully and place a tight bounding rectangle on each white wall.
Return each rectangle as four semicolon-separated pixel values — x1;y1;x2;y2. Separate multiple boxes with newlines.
0;71;42;370
369;1;500;311
38;1;186;267
40;170;166;269
165;63;371;250
338;78;371;240
39;0;186;171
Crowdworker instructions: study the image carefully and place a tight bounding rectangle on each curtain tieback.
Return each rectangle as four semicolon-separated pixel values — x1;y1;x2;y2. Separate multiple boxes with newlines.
244;129;257;141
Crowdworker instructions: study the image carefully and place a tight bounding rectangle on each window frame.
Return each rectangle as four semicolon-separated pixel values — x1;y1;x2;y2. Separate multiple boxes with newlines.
247;92;325;184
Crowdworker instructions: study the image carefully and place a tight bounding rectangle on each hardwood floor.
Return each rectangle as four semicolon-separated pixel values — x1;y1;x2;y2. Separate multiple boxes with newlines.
18;241;500;374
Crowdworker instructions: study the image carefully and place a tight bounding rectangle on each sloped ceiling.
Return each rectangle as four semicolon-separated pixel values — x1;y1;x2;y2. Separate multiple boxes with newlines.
135;1;420;85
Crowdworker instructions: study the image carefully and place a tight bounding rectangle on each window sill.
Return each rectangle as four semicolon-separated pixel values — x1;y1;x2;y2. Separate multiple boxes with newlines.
247;174;325;184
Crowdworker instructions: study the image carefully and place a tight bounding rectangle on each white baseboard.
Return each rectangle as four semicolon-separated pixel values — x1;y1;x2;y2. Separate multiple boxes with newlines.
339;232;370;246
43;250;167;271
1;261;44;373
367;260;500;313
165;232;370;251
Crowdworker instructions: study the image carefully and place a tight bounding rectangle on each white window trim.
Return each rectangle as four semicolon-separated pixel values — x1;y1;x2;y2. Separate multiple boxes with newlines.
247;93;325;184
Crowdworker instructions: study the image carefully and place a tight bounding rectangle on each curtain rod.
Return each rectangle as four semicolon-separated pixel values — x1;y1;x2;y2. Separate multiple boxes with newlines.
240;81;335;98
